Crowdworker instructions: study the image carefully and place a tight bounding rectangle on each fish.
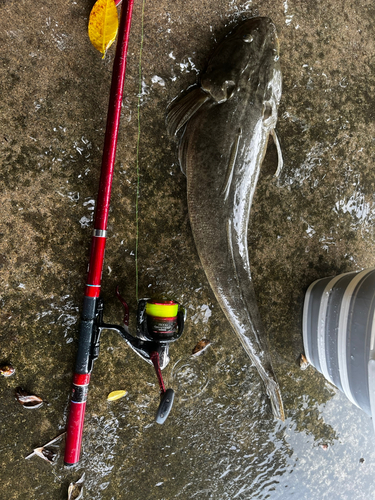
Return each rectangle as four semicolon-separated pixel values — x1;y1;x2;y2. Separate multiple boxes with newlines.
166;17;285;420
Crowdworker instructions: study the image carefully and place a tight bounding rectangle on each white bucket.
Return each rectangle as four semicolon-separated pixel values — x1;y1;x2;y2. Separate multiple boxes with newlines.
302;268;375;430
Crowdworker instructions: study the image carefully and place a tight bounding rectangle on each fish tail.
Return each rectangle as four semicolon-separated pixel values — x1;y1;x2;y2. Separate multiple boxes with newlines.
262;374;285;421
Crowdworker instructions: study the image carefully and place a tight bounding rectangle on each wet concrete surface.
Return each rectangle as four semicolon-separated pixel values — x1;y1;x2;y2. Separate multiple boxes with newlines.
1;0;375;498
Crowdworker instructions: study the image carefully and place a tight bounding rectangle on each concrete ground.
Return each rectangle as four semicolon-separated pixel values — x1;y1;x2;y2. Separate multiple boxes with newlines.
1;0;375;498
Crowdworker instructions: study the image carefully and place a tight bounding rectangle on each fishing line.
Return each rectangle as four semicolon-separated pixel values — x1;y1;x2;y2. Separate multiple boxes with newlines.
135;0;146;302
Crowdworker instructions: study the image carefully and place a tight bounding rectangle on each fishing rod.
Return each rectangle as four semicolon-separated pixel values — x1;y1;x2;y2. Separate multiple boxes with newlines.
64;0;185;467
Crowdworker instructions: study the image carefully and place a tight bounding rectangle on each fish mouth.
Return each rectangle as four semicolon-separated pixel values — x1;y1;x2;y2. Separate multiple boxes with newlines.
261;18;280;58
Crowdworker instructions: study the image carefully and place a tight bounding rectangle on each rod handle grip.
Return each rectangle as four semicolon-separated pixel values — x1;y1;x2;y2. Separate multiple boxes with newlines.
64;374;90;466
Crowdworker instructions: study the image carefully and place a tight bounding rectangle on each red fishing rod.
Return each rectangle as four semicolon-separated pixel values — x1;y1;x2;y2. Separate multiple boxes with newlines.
64;0;185;467
64;0;135;467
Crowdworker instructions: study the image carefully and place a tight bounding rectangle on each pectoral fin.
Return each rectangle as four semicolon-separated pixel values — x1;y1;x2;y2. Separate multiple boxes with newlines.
221;129;242;200
166;86;210;137
271;128;283;178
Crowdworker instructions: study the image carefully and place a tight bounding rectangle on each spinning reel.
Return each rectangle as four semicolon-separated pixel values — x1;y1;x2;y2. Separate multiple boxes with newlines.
91;289;185;424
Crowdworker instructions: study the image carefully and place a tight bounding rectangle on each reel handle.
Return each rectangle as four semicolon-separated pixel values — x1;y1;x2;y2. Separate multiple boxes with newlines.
156;389;174;424
150;351;174;424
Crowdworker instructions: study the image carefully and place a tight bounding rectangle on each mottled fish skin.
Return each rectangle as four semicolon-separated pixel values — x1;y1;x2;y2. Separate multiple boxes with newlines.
167;17;285;420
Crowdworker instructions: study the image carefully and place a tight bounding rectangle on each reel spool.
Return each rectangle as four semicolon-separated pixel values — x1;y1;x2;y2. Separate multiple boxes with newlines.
137;299;184;343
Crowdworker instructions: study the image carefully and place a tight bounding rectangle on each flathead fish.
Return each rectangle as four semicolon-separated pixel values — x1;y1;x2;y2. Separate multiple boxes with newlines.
167;17;285;420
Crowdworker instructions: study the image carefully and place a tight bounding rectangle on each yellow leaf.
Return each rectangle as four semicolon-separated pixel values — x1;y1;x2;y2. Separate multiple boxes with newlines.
107;390;127;401
88;0;119;58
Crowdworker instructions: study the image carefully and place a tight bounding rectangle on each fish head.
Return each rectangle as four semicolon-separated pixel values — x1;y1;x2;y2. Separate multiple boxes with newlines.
201;17;282;127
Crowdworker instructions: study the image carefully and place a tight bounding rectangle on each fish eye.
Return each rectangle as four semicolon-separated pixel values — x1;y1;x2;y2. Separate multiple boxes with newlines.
223;80;236;99
243;34;254;43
